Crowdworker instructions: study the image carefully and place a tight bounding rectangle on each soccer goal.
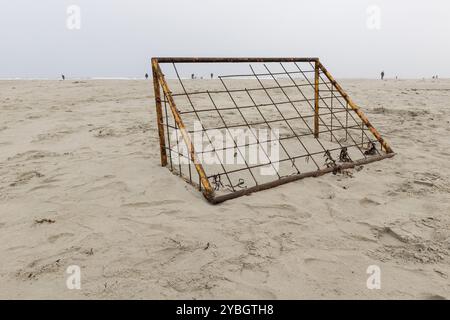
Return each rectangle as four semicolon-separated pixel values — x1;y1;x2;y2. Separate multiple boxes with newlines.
151;57;395;204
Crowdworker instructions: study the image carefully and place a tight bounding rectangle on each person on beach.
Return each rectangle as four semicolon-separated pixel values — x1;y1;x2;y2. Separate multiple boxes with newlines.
381;71;384;80
61;74;65;80
145;73;149;80
211;73;213;79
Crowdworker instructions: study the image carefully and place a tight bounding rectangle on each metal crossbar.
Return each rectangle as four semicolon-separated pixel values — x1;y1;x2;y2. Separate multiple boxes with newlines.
151;57;395;204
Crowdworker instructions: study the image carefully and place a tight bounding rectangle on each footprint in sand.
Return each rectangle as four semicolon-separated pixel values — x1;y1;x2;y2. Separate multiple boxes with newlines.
359;197;381;207
9;171;44;187
48;233;75;243
120;199;183;208
91;127;117;138
7;150;60;161
28;184;59;192
369;225;448;264
31;129;74;143
245;203;297;213
376;227;408;246
84;181;129;198
146;223;175;233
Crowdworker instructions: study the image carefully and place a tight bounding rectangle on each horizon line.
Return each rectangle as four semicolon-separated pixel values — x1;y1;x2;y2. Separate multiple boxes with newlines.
0;76;447;81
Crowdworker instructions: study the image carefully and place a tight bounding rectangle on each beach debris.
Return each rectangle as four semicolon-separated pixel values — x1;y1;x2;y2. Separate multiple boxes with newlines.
225;178;246;190
364;142;377;155
324;150;340;175
212;174;223;191
34;218;55;224
324;150;336;168
84;248;94;256
339;147;352;163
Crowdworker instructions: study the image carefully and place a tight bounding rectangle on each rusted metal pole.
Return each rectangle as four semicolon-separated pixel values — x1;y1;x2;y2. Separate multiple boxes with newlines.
318;61;393;154
314;60;320;138
151;58;167;166
152;60;214;199
210;152;395;204
154;57;319;64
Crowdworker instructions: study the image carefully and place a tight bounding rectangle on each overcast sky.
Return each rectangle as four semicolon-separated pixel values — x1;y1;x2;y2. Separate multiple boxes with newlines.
1;0;449;78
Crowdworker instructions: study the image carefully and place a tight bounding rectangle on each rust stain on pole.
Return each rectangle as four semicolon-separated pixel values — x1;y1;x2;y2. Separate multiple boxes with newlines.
153;60;214;199
151;58;167;166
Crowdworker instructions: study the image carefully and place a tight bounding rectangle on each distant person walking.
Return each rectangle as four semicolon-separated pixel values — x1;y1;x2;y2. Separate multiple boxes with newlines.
210;73;214;79
145;73;149;80
61;74;65;80
380;71;384;80
191;73;194;80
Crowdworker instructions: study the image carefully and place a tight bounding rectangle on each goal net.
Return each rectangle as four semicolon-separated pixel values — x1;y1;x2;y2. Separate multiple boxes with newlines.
151;57;394;204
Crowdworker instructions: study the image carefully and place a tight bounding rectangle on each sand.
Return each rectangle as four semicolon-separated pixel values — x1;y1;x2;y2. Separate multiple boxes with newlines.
0;78;449;299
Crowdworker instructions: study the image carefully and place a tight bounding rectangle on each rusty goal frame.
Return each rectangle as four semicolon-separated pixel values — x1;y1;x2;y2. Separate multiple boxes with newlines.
151;57;395;204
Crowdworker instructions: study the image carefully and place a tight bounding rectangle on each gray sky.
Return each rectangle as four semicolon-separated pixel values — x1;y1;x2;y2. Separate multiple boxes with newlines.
1;0;449;78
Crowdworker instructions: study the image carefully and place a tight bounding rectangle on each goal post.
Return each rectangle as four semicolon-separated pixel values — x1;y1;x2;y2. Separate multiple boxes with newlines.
151;57;395;204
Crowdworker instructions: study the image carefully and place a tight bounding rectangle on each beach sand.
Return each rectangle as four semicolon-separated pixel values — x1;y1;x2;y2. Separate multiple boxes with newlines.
0;79;449;299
